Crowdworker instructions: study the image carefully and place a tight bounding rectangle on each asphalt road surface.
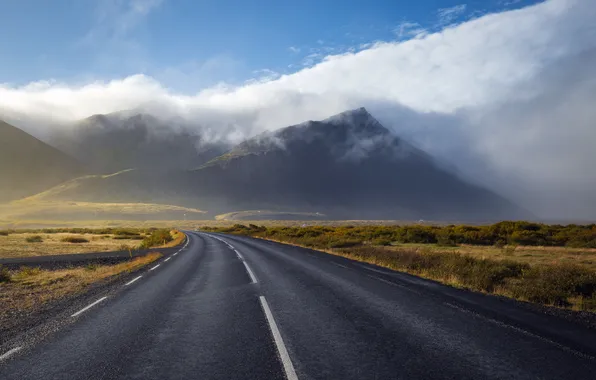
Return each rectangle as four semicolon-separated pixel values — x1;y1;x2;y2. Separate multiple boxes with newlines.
2;231;596;379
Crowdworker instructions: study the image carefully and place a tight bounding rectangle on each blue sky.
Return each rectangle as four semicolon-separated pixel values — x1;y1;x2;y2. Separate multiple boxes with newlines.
0;0;541;91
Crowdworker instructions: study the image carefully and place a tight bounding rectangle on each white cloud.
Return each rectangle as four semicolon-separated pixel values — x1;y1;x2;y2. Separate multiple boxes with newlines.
288;46;301;53
394;22;428;39
1;0;596;219
437;4;467;26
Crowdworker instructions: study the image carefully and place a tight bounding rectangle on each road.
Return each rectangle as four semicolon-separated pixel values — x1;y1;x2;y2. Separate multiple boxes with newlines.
1;231;596;379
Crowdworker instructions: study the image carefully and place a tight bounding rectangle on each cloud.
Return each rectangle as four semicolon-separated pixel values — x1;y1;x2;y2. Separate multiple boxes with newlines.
288;46;301;53
394;22;428;40
1;0;596;219
437;4;467;26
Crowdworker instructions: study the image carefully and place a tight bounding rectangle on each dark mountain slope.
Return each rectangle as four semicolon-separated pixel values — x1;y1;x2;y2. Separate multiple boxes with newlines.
190;107;521;219
0;120;85;201
29;108;523;220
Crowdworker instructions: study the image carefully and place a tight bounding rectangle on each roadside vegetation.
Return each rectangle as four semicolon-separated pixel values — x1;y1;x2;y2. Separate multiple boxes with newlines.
0;228;184;258
204;223;596;311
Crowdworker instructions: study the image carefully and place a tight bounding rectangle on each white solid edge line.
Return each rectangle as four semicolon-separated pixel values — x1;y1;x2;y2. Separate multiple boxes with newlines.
71;296;108;317
243;261;258;284
149;264;160;271
259;296;298;380
124;275;143;286
0;346;23;362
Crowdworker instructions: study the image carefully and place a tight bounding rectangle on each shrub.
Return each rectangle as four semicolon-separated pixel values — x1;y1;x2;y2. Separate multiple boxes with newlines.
328;239;363;249
0;230;9;236
26;235;44;243
18;266;41;277
139;229;172;249
0;265;11;283
510;263;596;307
61;236;90;243
85;264;98;271
371;238;392;246
113;235;143;240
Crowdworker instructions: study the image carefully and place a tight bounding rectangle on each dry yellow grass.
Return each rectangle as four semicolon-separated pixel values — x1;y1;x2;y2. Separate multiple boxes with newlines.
387;243;596;271
0;232;146;258
0;200;207;222
161;230;186;248
0;253;162;324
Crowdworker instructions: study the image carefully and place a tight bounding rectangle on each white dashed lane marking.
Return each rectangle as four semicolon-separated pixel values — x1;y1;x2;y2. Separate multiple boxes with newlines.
71;297;108;318
0;346;23;362
124;276;143;286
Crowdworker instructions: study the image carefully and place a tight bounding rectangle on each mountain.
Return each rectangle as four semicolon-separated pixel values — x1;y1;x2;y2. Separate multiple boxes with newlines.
0;120;85;202
188;107;522;219
28;108;524;220
48;112;229;173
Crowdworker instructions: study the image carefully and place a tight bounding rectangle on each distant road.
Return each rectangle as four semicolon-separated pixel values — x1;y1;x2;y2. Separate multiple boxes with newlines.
2;232;596;379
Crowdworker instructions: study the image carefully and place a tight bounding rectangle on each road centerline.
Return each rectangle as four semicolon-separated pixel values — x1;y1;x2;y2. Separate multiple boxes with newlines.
149;264;160;271
259;296;299;380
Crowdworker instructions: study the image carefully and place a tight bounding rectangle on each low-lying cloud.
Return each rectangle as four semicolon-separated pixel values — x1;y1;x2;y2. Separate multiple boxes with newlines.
1;0;595;220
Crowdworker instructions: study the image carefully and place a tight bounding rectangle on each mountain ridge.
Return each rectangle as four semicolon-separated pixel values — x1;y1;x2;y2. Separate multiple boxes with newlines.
20;108;525;220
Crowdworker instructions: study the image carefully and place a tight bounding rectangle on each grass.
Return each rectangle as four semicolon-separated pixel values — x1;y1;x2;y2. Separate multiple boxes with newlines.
60;236;90;243
0;200;207;222
0;228;185;258
0;253;162;329
0;231;147;258
204;224;596;312
25;235;43;243
140;228;177;249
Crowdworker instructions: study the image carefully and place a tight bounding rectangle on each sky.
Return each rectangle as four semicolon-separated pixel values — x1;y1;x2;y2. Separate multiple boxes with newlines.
0;0;541;90
1;0;595;220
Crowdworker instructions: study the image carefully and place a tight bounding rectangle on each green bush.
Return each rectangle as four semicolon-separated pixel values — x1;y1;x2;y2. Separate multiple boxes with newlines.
328;239;362;249
26;235;44;243
510;264;596;307
207;222;596;248
139;229;172;249
371;238;392;246
61;236;90;243
113;235;143;240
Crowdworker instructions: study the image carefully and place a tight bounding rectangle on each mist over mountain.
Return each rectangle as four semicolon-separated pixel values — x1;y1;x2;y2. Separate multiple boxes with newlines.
28;108;524;221
0;120;84;201
48;112;230;173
